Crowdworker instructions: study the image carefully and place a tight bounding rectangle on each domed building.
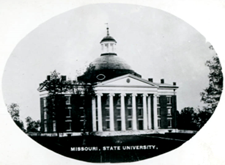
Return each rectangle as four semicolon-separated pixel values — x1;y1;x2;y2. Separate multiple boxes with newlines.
39;28;179;136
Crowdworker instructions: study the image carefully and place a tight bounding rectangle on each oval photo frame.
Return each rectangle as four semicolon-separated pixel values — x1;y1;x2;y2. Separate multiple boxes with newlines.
2;3;223;163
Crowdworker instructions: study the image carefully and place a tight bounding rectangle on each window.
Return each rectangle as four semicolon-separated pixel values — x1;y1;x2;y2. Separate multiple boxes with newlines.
80;120;84;131
158;119;161;128
105;97;109;105
117;121;121;131
137;97;142;105
128;120;132;129
157;97;159;104
167;108;171;116
116;97;121;105
168;118;172;128
66;107;71;118
44;123;47;132
138;108;143;116
80;115;84;120
138;120;143;130
53;121;56;132
105;107;109;117
128;108;132;116
127;96;132;105
157;108;160;116
65;96;71;105
79;107;84;118
44;111;47;120
83;97;86;105
117;108;121;117
106;120;110;130
167;97;171;104
65;121;72;131
43;98;47;107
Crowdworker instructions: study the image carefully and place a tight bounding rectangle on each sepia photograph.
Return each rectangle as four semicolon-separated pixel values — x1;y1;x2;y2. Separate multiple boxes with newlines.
0;1;225;164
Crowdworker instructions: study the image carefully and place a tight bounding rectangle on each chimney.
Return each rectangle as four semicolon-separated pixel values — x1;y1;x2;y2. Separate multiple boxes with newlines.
161;79;164;84
173;82;176;86
61;75;66;81
47;75;50;80
148;78;153;82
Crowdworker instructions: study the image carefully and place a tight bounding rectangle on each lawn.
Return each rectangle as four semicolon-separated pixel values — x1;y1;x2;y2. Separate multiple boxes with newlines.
30;133;195;163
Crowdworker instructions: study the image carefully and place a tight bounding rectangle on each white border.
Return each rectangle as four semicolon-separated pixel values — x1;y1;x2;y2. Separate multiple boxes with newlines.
0;1;225;165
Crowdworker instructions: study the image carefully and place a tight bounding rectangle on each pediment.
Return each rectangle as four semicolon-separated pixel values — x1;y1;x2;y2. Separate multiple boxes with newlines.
96;74;158;88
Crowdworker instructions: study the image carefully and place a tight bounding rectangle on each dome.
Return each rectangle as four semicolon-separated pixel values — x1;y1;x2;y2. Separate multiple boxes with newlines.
77;27;141;83
100;35;117;43
78;54;141;83
91;55;132;70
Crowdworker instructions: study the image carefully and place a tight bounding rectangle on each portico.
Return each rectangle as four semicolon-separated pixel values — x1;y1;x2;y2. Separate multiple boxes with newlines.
90;73;164;134
92;92;158;132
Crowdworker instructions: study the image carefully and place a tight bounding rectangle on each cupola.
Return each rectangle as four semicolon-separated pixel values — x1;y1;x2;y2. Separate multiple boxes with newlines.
100;27;117;56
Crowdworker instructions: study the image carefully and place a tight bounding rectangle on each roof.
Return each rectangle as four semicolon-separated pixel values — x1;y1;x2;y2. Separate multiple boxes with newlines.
96;74;159;87
153;82;179;88
91;55;132;70
95;74;179;90
100;35;117;43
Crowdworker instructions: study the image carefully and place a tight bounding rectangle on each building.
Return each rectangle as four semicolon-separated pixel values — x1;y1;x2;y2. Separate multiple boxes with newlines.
39;28;178;136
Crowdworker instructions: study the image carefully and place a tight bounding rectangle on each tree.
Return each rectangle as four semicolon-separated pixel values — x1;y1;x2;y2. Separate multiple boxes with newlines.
78;70;96;145
177;107;198;130
78;64;96;83
200;46;223;113
7;103;25;132
25;116;40;133
194;46;223;129
39;68;96;141
195;109;212;129
39;70;71;137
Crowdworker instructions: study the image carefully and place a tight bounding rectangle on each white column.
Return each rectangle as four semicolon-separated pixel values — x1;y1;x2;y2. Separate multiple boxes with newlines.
153;94;158;129
120;93;126;131
147;95;152;129
132;93;137;130
92;96;97;131
109;93;115;131
142;93;148;130
97;93;103;132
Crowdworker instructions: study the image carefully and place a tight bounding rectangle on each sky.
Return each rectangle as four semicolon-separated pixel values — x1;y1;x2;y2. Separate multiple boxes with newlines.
2;3;217;121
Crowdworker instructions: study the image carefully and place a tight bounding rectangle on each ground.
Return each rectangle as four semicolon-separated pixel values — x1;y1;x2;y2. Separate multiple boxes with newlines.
30;133;195;163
